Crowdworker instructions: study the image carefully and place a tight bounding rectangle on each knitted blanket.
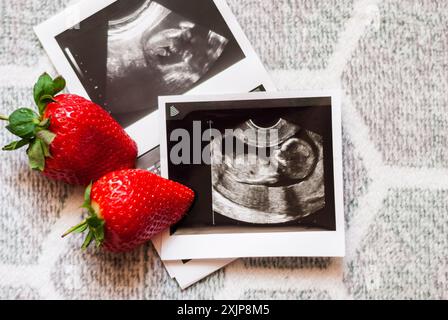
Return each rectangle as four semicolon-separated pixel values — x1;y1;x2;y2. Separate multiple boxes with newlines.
0;0;447;299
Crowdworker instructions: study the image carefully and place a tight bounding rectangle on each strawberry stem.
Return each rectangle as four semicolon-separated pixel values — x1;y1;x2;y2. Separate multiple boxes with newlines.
62;183;106;250
61;220;88;238
0;115;8;121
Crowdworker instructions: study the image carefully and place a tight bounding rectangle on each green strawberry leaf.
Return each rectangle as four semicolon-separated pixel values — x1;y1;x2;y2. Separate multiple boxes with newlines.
81;231;94;250
84;182;93;204
36;130;55;158
39;94;56;103
73;223;89;234
33;73;66;115
6;108;40;139
65;214;105;250
6;123;35;139
27;139;45;171
52;76;66;95
1;74;60;173
39;118;50;129
36;129;56;146
8;108;39;124
62;220;89;237
37;102;47;115
41;140;51;158
33;73;54;105
80;182;96;216
87;215;105;248
37;95;57;115
2;139;30;151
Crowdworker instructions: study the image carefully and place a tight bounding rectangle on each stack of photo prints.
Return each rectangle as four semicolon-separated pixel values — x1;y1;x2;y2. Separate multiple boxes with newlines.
36;0;344;289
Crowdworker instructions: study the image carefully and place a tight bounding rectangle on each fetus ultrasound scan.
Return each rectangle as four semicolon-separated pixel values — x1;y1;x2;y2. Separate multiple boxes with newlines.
55;0;245;127
210;118;325;224
163;96;337;235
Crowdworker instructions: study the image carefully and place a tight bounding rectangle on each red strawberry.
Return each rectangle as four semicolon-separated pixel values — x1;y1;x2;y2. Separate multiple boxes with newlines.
63;169;195;252
0;73;137;185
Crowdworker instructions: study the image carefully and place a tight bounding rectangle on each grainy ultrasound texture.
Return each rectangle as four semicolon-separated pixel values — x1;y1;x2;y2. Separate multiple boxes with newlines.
54;0;239;127
0;0;447;299
105;1;228;115
211;119;325;224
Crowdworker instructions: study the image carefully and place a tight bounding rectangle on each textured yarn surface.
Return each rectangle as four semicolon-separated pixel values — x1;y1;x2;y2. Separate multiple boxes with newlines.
0;0;447;299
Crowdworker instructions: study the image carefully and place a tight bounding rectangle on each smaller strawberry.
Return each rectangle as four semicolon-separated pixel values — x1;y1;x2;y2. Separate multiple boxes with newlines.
63;169;195;253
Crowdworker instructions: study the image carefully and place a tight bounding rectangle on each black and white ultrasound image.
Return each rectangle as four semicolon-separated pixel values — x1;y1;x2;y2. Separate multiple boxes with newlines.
166;97;337;235
210;118;325;225
56;0;245;127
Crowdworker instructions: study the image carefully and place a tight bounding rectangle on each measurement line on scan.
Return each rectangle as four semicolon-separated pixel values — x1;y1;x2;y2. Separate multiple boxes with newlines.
208;120;216;226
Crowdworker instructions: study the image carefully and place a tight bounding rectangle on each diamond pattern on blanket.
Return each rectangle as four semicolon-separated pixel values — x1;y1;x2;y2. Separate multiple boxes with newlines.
144;246;225;299
242;289;331;300
344;189;448;299
51;239;148;299
342;0;448;168
0;286;41;299
342;130;371;229
0;0;73;66
1;0;447;300
227;0;354;69
243;257;332;270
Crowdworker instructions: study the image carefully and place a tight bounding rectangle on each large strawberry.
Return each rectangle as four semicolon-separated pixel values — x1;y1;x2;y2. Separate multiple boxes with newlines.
63;169;195;252
0;73;137;185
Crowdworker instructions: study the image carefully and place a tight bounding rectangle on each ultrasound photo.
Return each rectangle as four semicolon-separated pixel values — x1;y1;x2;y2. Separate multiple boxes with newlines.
210;118;325;225
164;96;337;235
55;0;245;127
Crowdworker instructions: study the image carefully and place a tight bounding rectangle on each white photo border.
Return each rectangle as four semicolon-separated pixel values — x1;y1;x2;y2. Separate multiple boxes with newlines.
159;91;345;260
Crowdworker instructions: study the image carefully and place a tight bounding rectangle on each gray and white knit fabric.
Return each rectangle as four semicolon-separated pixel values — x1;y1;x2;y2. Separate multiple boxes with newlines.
0;0;447;299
